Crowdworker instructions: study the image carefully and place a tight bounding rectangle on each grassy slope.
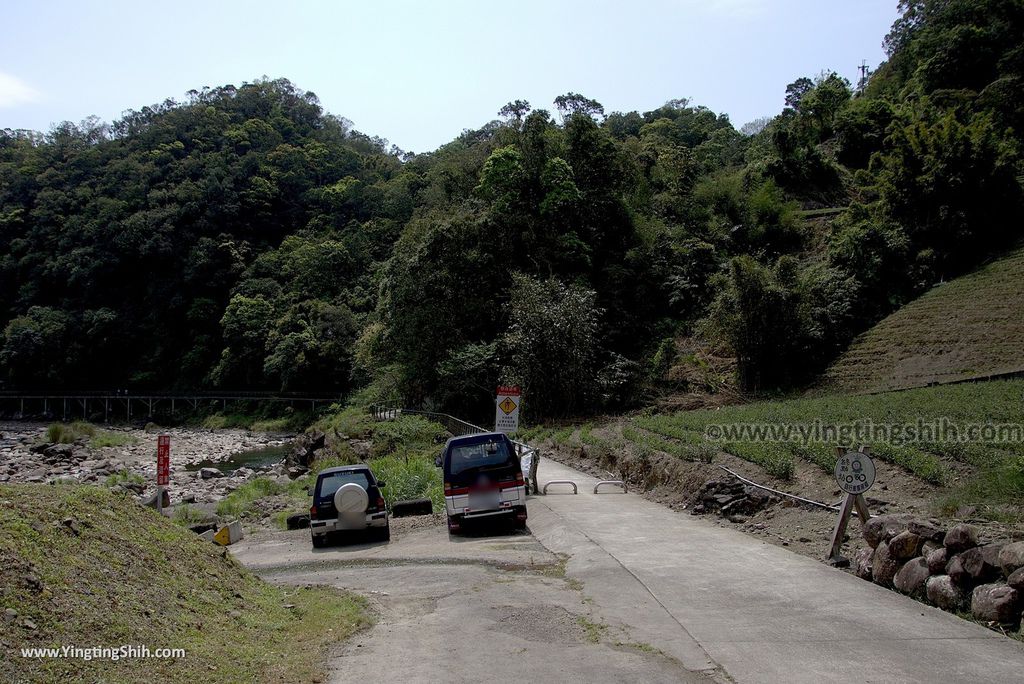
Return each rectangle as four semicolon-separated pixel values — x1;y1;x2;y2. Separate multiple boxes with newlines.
0;484;370;683
627;380;1024;520
820;248;1024;394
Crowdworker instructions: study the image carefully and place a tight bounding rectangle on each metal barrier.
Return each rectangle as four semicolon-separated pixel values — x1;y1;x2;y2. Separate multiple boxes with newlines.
543;480;578;495
593;480;627;494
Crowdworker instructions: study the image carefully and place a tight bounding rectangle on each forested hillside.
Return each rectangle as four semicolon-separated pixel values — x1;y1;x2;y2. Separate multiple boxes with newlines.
1;0;1021;420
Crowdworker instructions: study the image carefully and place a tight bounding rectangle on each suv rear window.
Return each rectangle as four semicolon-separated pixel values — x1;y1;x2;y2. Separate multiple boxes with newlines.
448;440;512;475
317;471;372;497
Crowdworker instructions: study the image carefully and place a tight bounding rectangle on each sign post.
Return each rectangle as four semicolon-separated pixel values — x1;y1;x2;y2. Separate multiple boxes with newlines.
494;386;521;434
826;445;874;564
156;435;170;515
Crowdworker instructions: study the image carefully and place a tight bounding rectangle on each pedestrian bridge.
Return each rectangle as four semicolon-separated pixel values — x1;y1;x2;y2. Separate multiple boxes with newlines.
0;390;342;422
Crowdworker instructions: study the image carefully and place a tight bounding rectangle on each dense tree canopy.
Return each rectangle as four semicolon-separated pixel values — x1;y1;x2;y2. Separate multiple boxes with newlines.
2;1;1022;417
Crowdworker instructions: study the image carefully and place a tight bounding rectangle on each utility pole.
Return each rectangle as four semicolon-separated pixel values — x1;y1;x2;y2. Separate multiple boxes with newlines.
857;60;870;95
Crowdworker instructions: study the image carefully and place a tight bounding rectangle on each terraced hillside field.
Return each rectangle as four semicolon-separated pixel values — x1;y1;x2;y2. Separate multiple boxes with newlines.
819;248;1024;394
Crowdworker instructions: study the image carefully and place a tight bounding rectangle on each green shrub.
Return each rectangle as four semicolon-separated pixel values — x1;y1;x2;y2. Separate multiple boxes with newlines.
90;431;138;449
45;421;97;444
105;470;145;487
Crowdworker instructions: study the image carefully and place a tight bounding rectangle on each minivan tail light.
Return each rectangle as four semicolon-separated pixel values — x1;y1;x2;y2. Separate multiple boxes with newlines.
444;481;452;495
515;471;525;486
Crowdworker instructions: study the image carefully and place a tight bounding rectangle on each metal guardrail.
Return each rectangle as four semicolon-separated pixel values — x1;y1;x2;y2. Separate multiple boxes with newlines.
543;480;578;495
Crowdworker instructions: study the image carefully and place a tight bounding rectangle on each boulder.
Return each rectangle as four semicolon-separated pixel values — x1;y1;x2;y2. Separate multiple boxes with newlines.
921;540;942;557
115;481;144;495
287;466;307;479
872;541;900;587
863;514;912;549
926;547;949;575
141;489;170;509
997;541;1024;576
926;575;965;611
288;430;325;468
888;531;923;560
943;524;979;554
908;519;946;544
894;557;930;597
199;467;223;480
349;439;372;459
970;583;1021;625
959;544;1003;585
1007;567;1024;592
947;555;969;587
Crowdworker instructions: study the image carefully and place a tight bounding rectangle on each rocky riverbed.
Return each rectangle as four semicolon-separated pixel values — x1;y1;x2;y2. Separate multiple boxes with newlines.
0;422;294;506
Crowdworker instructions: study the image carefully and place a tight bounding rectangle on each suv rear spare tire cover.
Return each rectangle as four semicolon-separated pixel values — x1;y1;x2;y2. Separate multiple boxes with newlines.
335;482;369;513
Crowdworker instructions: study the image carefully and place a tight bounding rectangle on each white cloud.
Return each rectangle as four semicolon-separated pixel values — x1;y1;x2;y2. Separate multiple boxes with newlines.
0;71;41;108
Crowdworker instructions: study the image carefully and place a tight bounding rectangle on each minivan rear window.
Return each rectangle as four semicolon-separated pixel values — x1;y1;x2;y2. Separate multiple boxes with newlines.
448;440;513;475
318;471;371;497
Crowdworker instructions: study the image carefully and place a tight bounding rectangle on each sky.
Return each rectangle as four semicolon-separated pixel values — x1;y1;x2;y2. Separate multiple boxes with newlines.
0;0;900;153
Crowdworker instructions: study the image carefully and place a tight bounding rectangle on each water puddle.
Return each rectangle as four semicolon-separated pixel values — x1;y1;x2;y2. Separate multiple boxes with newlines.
185;443;291;474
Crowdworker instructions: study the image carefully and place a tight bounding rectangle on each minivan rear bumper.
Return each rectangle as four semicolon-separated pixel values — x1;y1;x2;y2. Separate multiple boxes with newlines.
445;485;527;518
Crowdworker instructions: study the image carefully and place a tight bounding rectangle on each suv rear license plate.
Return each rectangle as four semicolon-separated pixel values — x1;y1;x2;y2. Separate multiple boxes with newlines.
468;492;500;510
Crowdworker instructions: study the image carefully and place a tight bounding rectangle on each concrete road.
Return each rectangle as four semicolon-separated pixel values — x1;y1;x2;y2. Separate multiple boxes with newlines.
233;521;711;683
531;459;1024;683
233;457;1024;683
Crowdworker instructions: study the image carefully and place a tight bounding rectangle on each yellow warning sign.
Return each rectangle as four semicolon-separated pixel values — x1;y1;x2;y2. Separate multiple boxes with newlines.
499;397;517;414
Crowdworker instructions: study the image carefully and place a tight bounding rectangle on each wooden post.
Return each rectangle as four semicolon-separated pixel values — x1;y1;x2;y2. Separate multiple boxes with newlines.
826;445;873;564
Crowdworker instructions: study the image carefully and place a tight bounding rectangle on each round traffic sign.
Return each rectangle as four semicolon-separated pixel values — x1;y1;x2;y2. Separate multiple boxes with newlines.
834;450;875;495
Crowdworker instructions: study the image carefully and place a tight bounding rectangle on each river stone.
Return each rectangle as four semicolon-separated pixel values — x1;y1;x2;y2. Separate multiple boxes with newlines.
853;547;873;581
894;557;930;597
959;544;1003;584
863;514;912;549
997;541;1024;576
888;531;923;560
141;489;170;509
943;524;979;553
872;541;900;587
926;575;965;611
909;519;946;544
947;555;969;587
926;547;949;575
199;467;223;480
971;583;1021;625
1008;567;1024;592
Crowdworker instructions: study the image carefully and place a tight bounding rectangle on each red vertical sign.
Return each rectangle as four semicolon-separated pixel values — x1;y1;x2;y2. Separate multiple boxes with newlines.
157;435;170;486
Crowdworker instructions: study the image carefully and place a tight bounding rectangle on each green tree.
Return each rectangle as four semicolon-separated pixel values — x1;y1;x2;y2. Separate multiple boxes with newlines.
501;274;601;418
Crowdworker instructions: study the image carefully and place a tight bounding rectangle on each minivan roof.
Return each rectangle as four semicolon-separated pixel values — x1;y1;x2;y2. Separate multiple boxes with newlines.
444;432;510;448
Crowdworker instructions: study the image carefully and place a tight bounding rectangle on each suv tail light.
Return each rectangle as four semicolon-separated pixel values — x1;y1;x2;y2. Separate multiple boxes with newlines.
515;471;525;486
444;481;452;495
376;496;386;509
309;505;317;520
